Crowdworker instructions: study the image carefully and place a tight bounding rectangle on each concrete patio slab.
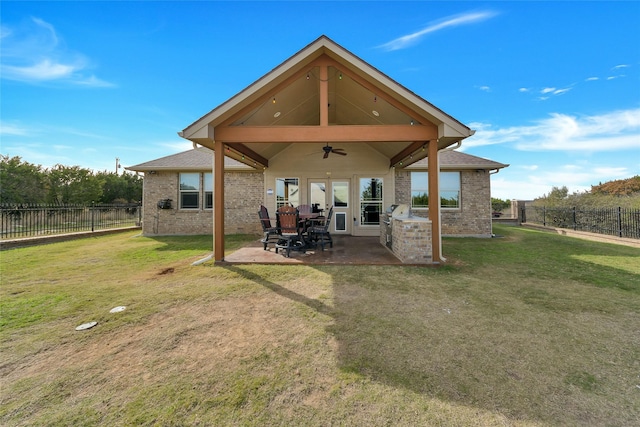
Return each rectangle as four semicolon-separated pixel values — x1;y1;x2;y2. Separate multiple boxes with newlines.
222;235;403;265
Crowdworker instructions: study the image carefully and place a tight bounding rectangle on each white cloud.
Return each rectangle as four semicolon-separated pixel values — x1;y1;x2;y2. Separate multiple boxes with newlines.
612;64;629;70
518;87;529;93
491;163;630;200
0;17;114;87
552;88;571;95
539;87;571;96
478;85;491;92
520;165;538;171
0;121;29;136
378;11;498;51
160;140;195;152
2;59;79;81
585;77;599;82
465;108;640;152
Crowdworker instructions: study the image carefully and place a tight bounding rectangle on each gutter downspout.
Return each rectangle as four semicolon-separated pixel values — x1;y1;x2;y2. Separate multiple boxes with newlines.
433;129;473;262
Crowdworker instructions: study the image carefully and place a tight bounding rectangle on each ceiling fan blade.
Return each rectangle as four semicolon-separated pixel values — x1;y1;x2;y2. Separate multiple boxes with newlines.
323;151;329;159
332;150;347;156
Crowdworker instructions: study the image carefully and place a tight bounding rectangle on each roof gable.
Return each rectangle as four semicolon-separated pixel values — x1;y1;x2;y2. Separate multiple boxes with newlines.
181;36;472;144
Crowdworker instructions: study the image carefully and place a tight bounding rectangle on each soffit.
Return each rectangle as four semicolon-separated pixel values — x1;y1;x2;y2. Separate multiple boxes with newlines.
181;36;473;167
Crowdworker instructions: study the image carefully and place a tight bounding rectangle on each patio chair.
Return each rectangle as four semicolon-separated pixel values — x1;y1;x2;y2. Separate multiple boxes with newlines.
275;205;306;257
297;204;313;216
308;206;333;250
258;205;279;250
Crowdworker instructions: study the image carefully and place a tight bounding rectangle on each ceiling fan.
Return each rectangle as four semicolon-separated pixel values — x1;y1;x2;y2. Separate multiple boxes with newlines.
322;143;347;159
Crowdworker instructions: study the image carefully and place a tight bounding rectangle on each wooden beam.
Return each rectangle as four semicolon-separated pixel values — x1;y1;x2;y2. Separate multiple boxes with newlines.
213;140;225;262
319;65;328;126
389;141;428;167
427;140;442;263
215;124;436;143
226;143;269;167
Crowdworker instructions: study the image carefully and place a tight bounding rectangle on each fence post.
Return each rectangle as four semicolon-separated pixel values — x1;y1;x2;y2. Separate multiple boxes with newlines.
573;207;577;231
543;206;546;226
138;202;142;227
91;202;95;232
618;206;622;238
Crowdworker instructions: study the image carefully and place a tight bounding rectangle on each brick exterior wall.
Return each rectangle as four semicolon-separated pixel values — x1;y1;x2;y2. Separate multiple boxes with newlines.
141;171;264;236
395;169;493;237
142;168;492;237
390;218;433;264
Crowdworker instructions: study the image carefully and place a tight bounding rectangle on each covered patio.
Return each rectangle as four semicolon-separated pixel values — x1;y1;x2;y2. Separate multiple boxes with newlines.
179;36;474;264
223;235;402;265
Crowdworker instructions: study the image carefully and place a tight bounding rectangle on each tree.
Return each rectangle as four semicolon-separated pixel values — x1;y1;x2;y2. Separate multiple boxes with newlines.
533;186;569;207
591;176;640;196
491;197;511;213
95;171;142;203
0;155;47;204
47;165;104;204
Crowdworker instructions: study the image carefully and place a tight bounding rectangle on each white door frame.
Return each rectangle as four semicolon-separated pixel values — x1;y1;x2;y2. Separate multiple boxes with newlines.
308;178;350;234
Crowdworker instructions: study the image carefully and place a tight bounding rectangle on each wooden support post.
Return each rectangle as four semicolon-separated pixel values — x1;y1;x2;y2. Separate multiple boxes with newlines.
427;140;443;263
213;139;225;261
319;65;328;127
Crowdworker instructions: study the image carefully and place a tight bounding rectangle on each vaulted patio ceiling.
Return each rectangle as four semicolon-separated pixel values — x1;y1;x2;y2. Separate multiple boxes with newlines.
180;36;473;169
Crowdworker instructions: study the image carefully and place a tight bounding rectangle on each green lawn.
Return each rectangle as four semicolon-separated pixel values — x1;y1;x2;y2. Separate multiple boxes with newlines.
1;226;639;426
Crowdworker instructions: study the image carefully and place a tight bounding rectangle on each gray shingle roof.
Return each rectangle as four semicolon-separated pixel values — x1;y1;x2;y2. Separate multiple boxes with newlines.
126;147;252;172
407;150;508;170
127;147;507;172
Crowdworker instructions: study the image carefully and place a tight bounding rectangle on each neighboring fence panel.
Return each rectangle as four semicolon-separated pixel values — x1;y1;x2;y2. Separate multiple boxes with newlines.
522;206;640;239
0;203;142;239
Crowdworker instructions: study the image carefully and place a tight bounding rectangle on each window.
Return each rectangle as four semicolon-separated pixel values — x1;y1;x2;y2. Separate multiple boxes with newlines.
410;171;461;209
276;178;299;208
360;178;383;225
204;173;213;209
333;181;348;207
179;173;200;209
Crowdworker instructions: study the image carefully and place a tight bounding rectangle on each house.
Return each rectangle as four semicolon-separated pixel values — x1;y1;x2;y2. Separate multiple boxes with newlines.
128;147;507;238
128;36;508;263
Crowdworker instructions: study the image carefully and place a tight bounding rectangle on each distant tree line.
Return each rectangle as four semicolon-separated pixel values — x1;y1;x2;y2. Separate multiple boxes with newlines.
532;176;640;209
0;155;142;205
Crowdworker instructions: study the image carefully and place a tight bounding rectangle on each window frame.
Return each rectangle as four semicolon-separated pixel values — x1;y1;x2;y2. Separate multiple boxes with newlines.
275;177;299;209
204;172;213;209
359;177;383;226
332;181;349;208
410;171;461;210
179;172;201;209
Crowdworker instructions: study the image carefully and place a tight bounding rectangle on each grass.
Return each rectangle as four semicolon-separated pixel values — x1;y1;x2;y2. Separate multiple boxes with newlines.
1;225;639;426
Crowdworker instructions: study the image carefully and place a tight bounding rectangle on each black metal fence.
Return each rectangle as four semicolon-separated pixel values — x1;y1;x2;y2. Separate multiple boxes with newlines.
522;206;640;239
0;203;142;239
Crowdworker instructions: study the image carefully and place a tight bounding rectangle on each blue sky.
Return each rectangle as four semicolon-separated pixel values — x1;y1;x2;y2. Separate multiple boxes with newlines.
1;1;638;200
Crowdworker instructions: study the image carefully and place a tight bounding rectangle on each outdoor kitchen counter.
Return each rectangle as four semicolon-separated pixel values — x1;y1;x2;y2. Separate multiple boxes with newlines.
381;216;433;264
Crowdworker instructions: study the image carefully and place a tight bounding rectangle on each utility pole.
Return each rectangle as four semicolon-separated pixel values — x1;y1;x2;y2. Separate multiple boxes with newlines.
115;157;121;174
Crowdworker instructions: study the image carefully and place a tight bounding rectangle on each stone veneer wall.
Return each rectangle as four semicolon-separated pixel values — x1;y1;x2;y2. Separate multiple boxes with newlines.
389;218;433;264
395;169;493;236
141;171;264;236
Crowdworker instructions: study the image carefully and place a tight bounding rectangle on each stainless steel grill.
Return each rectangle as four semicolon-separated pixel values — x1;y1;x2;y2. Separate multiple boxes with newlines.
382;204;410;249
